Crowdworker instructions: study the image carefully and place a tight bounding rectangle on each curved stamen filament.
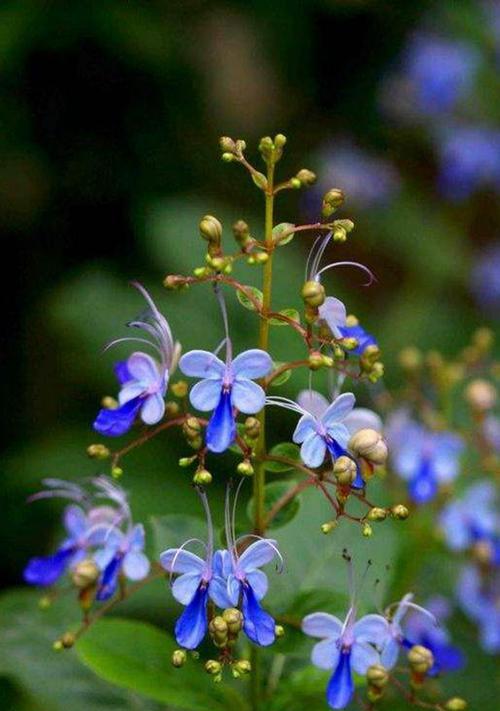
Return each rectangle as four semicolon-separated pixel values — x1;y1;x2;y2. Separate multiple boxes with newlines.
314;261;376;286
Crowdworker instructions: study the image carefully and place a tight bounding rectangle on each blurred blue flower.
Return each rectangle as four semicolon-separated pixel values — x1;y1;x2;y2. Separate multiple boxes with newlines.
180;347;272;453
94;283;180;437
437;126;500;200
457;565;500;654
471;242;500;315
440;481;499;564
303;608;388;709
386;410;464;503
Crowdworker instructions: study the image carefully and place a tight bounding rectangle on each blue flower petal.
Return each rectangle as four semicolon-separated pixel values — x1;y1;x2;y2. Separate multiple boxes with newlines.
326;651;354;709
93;397;143;437
338;324;377;355
206;390;236;453
231;379;266;414
96;553;123;601
231;349;273;379
114;360;132;384
422;636;465;675
301;431;327;468
174;584;208;650
23;545;76;586
189;378;223;411
409;460;438;504
242;584;275;647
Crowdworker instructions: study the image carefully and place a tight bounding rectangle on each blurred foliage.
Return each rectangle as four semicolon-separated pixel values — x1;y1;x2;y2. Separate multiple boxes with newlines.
1;0;498;709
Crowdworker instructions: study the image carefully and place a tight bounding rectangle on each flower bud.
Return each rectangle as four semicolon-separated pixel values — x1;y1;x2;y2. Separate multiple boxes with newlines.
368;507;387;522
464;379;497;412
348;429;388;465
391;504;409;520
274;133;287;149
333;456;357;486
111;466;123;479
366;664;389;689
232;659;251;677
71;559;99;589
301;281;326;307
165;401;180;418
171;649;187;668
237;460;254;477
179;456;196;467
362;523;373;537
222;608;243;635
308;352;324;371
322;188;345;217
341;337;358;351
221;152;234;162
290;177;301;189
321;520;338;534
254;252;269;265
193;468;212;486
183;417;201;440
101;396;118;409
171;380;188;398
244;416;260;440
334;219;354;233
408;644;434;674
295;169;317;186
258;136;274;159
86;443;110;460
333;227;347;243
188;436;202;450
199;215;222;245
444;698;468;711
52;640;64;651
275;624;285;638
219;136;236;153
209;616;228;645
368;362;384;383
60;632;75;649
361;344;381;368
205;659;222;675
235;139;246;153
232;219;252;247
252;171;268;190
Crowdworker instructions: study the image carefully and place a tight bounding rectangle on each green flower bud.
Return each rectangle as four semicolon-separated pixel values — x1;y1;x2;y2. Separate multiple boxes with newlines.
221;152;234;162
290;177;301;189
362;523;373;537
235;139;246;153
275;624;285;638
101;396;118;409
391;504;410;520
232;659;251;677
252;171;268;190
366;663;389;689
165;401;180;418
258;136;274;159
178;456;196;467
301;280;326;307
86;443;110;460
52;640;64;651
333;227;347;243
254;251;269;265
322;188;345;217
321;520;338;534
274;134;287;149
333;456;357;486
205;659;222;675
193;468;212;486
244;416;260;440
171;380;188;398
341;337;359;351
232;219;252;247
334;219;354;233
308;352;324;371
171;649;187;668
111;467;123;479
209;616;228;645
199;215;222;244
219;136;236;153
183;417;201;440
71;559;99;589
295;169;317;186
367;507;387;522
237;460;254;477
464;379;497;412
444;698;468;711
222;608;243;635
408;645;434;674
60;632;75;649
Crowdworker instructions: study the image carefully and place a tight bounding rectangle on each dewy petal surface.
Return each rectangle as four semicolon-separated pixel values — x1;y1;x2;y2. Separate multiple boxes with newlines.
179;350;225;378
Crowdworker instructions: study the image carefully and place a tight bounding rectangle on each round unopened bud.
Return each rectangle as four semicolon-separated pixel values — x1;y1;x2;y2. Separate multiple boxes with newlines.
308;351;324;371
232;219;251;246
368;507;387;522
366;663;389;689
361;344;381;366
362;523;373;537
408;644;434;674
183;417;201;439
178;456;196;467
171;649;187;668
290;177;301;189
199;215;222;244
274;134;287;148
219;136;236;153
171;380;188;398
322;354;334;367
237;460;254;477
252;171;268;190
391;504;409;520
233;659;251;676
348;429;388;465
333;227;347;243
258;136;274;156
193;468;212;486
60;632;75;649
111;466;123;479
341;337;358;351
322;188;345;217
53;640;63;651
254;251;269;265
333;456;357;486
222;608;243;635
86;443;110;460
464;379;497;412
205;659;222;675
71;559;99;589
165;401;180;418
444;698;468;711
275;624;285;638
301;281;326;307
321;520;338;534
208;255;225;270
221;152;234;162
235;139;246;153
244;416;260;440
209;616;229;644
295;169;317;186
101;396;118;409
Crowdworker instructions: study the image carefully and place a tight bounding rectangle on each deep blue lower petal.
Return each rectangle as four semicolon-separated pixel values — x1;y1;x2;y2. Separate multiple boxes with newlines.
338;325;377;356
326;650;354;709
409;460;438;504
114;360;132;385
175;585;208;649
242;583;275;647
96;553;123;601
93;397;143;437
23;545;76;586
421;635;465;675
351;462;365;489
206;390;236;453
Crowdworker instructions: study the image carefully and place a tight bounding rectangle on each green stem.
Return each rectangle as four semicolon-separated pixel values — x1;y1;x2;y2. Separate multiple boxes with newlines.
250;160;275;711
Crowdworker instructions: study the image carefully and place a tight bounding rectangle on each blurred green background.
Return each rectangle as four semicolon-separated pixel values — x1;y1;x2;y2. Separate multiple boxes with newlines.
1;0;499;709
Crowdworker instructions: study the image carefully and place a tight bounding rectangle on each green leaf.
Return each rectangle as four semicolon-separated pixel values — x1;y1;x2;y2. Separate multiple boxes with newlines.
264;442;301;471
236;286;263;312
272;222;295;246
269;362;292;387
269;308;300;326
246;480;301;529
150;513;208;559
76;618;247;711
0;589;158;711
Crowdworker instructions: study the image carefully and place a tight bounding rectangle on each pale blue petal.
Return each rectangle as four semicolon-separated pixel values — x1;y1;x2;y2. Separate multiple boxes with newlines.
319;297;347;338
93;546;118;571
344;408;383;435
64;505;88;539
300;431;327;468
119;382;146;405
354;614;389;645
380;638;401;670
213;549;232;578
129;524;145;552
179;350;225;378
127;352;161;384
312;638;340;670
231;349;273;379
297;390;329;419
232;379;266;414
325;423;351;449
227;574;241;606
189;379;222;411
122;551;150;580
432;434;464;483
293;414;318;444
246;569;268;600
302;612;343;639
237;539;279;573
209;576;234;608
351;641;380;674
160;548;206;575
322;393;356;426
141;393;165;424
172;572;202;604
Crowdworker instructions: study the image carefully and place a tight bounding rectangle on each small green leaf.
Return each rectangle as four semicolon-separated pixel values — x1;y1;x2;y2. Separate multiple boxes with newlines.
269;308;300;326
150;514;207;559
269;362;292;387
247;480;301;529
264;442;301;471
236;286;263;312
76;618;246;711
272;222;295;246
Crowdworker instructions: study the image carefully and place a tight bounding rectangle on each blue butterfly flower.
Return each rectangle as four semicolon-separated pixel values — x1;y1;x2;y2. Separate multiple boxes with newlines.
94;283;180;437
179;347;272;453
457;565;500;654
